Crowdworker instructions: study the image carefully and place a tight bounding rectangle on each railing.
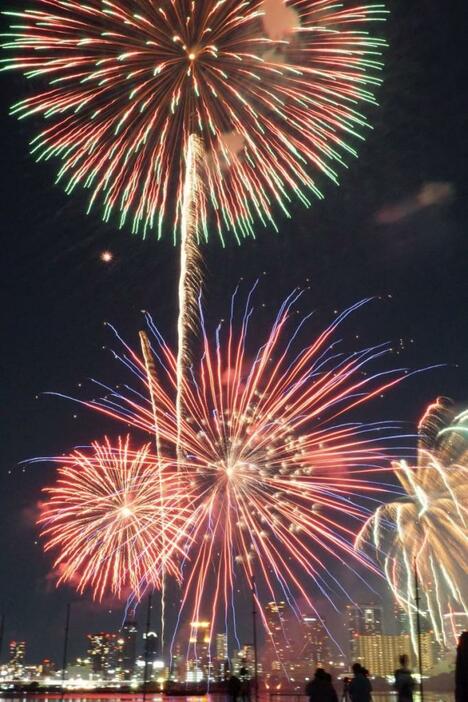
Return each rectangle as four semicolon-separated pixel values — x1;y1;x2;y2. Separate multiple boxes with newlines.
267;693;304;702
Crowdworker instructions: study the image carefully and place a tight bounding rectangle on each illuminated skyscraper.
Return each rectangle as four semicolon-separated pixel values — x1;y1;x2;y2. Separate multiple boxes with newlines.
419;632;436;672
346;604;383;662
187;621;212;682
121;615;138;679
143;630;159;660
141;630;160;681
232;644;259;676
264;602;293;671
169;642;186;683
114;637;125;681
354;634;407;676
216;633;228;661
354;633;435;676
393;603;411;636
9;641;26;679
87;633;116;679
301;615;331;667
214;633;229;681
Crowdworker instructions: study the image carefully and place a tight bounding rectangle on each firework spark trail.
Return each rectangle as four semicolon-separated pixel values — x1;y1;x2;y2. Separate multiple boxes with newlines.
439;408;468;437
2;0;387;240
356;397;468;650
44;290;423;648
38;436;186;601
177;133;204;472
139;330;167;652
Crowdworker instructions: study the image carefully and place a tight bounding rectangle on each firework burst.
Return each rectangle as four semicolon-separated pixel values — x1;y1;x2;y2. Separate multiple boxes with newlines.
39;435;187;600
3;0;387;240
50;290;415;645
356;397;468;649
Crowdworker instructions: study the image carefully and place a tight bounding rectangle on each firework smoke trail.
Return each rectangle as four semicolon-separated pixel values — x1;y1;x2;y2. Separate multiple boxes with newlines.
177;134;204;470
37;436;185;601
356;397;468;651
2;0;388;240
139;331;167;652
48;290;422;646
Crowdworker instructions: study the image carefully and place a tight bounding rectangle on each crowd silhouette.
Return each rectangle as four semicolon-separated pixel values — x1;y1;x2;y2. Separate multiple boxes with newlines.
303;631;468;702
227;631;467;702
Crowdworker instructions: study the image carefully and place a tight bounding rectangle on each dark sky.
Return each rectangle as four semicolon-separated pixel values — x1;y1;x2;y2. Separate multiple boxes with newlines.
1;0;467;665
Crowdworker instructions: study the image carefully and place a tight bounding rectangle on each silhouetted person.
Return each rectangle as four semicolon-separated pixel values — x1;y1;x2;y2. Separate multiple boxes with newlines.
349;663;372;702
239;664;250;702
394;654;415;702
341;676;351;702
455;631;468;702
228;674;242;702
305;667;338;702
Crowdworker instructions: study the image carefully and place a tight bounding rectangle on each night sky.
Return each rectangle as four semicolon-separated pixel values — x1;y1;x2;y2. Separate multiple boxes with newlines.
1;1;467;665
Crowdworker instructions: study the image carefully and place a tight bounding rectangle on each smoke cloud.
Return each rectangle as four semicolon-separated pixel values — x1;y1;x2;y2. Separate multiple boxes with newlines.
375;182;455;225
261;0;299;41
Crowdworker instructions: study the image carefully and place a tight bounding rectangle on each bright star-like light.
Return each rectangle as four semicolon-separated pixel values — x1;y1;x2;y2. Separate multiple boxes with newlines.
100;250;113;263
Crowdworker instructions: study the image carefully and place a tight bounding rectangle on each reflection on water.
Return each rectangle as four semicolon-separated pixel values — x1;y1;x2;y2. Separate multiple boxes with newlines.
0;694;455;702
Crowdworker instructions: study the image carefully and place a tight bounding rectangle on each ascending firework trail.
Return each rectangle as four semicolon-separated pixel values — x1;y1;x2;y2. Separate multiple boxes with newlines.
176;135;204;468
140;135;204;649
139;331;167;651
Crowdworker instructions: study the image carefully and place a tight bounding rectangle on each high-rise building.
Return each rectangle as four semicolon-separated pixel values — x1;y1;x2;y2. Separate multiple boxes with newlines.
169;642;186;683
87;633;117;680
354;634;411;677
347;604;383;635
231;644;260;677
114;637;126;681
393;603;411;636
301;616;331;667
346;604;383;663
263;603;335;681
9;641;26;679
264;601;293;671
239;644;255;670
419;632;436;673
120;615;138;679
215;633;228;661
143;630;159;660
396;605;442;664
141;630;160;681
213;633;229;681
353;632;435;677
187;621;212;682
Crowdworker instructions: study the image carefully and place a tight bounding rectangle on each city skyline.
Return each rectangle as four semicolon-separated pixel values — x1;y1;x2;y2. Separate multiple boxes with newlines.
0;584;408;664
1;597;464;687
